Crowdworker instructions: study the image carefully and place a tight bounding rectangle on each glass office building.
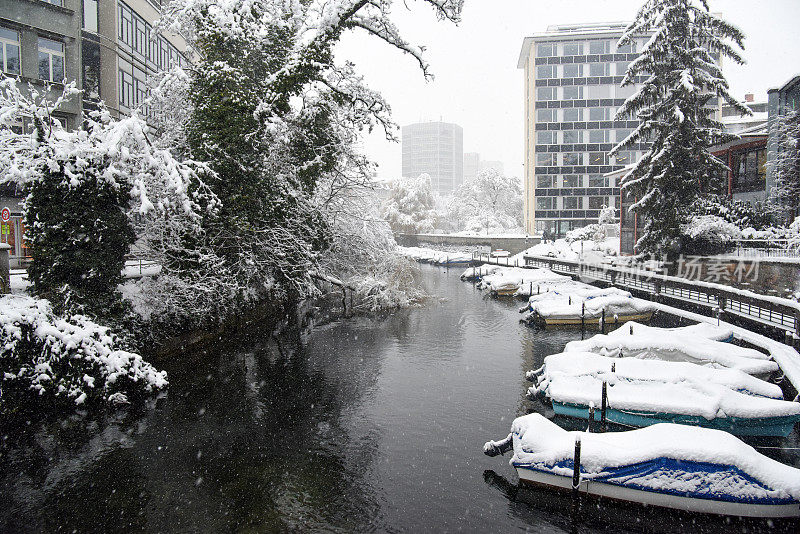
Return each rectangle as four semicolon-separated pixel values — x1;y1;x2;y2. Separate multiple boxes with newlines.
518;23;650;236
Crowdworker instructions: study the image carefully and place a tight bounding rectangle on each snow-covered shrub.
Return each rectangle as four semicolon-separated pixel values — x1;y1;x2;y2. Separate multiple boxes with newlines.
565;224;605;243
0;295;167;418
681;215;742;254
598;205;617;225
690;195;773;230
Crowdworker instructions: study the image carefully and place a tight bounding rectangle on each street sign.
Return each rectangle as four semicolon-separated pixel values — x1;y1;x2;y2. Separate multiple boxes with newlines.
0;224;8;235
0;208;9;222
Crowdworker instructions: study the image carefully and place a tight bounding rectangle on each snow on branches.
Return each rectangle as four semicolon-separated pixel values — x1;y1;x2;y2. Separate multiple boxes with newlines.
449;169;523;234
612;0;750;255
381;174;439;234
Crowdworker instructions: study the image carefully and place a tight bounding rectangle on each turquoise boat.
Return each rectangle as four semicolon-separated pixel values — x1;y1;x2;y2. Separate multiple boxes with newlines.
552;401;800;438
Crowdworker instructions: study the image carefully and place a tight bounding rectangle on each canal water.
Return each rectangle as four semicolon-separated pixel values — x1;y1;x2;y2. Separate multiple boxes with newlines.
1;265;798;533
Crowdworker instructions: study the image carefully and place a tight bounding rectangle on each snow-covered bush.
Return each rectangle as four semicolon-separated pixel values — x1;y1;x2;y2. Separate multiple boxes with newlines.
598;205;617;225
681;214;742;254
690;195;773;230
0;295;167;418
565;224;606;243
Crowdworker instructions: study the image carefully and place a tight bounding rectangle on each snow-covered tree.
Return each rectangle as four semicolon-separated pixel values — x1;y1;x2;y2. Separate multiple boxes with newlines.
157;0;464;301
381;174;439;234
770;109;800;223
449;169;523;234
598;205;618;225
0;79;212;316
612;0;750;255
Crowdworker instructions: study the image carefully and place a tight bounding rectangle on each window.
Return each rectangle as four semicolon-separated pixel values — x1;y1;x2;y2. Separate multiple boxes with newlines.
563;197;582;209
0;27;21;75
616;129;633;143
616;85;636;99
537;176;554;188
589;63;609;77
536;153;556;166
83;0;98;33
536;87;555;101
563;43;583;56
589;107;611;121
537;197;556;210
537;43;555;57
563;130;582;143
38;38;65;82
589;130;610;143
537;130;556;145
589;152;609;166
563;175;582;187
563;153;583;166
563;108;582;122
589;175;608;187
42;0;63;6
588;196;606;210
732;148;767;192
562;86;583;100
119;3;133;48
119;68;134;108
615;61;629;76
536;108;555;122
614;151;635;165
537;65;555;79
588;85;612;99
617;41;636;53
563;64;582;78
589;40;610;54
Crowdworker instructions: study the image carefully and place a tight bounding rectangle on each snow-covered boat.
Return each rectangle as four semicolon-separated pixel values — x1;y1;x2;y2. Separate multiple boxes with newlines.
528;352;800;437
484;413;800;517
525;287;656;325
477;267;568;297
565;322;778;376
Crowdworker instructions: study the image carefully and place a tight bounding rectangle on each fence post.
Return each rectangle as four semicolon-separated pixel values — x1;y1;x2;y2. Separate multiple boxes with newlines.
0;243;9;294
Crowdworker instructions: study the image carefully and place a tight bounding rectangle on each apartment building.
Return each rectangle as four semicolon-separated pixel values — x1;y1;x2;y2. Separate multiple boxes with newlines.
402;121;464;194
518;22;650;237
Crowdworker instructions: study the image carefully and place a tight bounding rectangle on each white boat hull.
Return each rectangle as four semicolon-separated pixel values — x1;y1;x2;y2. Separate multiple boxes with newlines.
515;465;800;518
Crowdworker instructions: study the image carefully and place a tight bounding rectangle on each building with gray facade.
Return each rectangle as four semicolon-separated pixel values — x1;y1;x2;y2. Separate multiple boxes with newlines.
401;121;464;194
518;22;651;237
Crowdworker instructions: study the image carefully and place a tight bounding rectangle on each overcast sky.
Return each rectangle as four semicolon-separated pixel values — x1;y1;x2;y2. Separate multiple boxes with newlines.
336;0;800;182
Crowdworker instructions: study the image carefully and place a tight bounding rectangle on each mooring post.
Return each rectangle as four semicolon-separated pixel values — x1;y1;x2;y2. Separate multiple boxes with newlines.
630;323;634;335
572;436;582;493
581;303;585;335
587;403;595;433
601;308;606;334
537;285;540;295
0;243;9;294
600;381;608;432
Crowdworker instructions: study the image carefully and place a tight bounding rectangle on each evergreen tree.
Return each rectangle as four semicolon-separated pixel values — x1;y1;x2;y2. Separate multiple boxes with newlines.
612;0;750;255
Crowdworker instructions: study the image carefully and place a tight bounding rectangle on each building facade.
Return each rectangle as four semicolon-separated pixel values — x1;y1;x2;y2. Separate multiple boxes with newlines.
1;0;191;265
463;152;480;182
767;74;800;221
401;121;464;194
518;22;651;237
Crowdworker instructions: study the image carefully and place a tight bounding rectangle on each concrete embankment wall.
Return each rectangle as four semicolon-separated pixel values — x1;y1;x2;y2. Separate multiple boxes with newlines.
395;234;541;255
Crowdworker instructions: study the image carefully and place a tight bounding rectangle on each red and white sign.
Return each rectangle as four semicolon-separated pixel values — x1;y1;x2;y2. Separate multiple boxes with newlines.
0;208;10;222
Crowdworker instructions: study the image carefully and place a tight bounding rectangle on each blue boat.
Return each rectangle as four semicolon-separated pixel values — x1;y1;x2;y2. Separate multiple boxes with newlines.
484;414;800;518
552;401;800;438
530;352;800;438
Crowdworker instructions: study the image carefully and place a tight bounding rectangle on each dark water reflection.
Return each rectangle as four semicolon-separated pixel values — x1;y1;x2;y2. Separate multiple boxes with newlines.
1;265;798;532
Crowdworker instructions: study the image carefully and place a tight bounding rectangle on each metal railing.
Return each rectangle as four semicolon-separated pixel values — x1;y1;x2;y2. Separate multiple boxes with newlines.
472;252;800;337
